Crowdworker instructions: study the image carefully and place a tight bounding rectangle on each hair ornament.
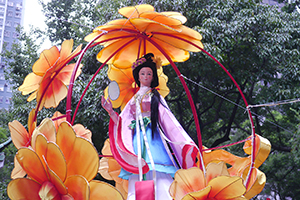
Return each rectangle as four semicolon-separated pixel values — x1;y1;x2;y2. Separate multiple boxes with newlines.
152;56;162;69
132;57;146;69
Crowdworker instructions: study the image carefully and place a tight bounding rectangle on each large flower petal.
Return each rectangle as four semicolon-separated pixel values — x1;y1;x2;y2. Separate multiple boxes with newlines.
32;46;60;76
73;123;92;142
244;134;271;168
56;121;99;181
118;4;155;18
35;134;67;182
51;111;67;130
89;180;124;200
8;120;30;149
208;176;246;199
28;108;37;136
11;156;27;179
31;118;56;150
242;167;266;199
16;148;48;184
64;175;89;200
169;167;206;200
37;73;68;110
18;72;42;99
85;4;203;69
205;161;229;184
7;178;41;200
181;186;211;200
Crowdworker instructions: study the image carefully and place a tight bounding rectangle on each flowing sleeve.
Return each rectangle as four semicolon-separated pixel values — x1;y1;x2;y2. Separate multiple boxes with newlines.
158;96;199;169
108;97;149;174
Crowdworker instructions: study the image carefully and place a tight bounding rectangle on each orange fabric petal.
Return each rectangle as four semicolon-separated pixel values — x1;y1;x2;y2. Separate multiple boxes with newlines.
56;122;99;181
57;63;82;85
139;12;183;26
32;40;82;111
203;149;250;177
32;46;60;76
11;156;26;179
7;178;41;200
99;157;113;180
18;72;42;96
47;166;68;195
36;72;68;110
31;118;56;150
205;161;229;184
27;90;38;101
101;138;112;156
181;186;211;200
118;4;155;18
51;111;67;131
242;167;266;199
208;176;246;199
28;108;37;136
116;180;128;199
73;123;92;142
89;180;124;200
16;148;48;184
8;120;30;149
244;134;271;168
170;167;206;200
59;39;73;62
64;175;89;200
161;11;187;24
35;134;67;182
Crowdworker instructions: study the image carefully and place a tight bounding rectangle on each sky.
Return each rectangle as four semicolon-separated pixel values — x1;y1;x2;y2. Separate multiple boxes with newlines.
23;0;51;50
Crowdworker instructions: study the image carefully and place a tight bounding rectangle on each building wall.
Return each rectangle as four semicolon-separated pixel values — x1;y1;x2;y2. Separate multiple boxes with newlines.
0;0;24;110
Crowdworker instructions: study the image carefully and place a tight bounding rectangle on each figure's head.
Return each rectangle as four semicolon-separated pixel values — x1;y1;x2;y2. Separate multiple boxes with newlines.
132;53;159;88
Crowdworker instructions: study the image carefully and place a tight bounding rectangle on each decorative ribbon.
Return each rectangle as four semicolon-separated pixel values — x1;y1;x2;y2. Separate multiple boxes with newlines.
135;95;157;199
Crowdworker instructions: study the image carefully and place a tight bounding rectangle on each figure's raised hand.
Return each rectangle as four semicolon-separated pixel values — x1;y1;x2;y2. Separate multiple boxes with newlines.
101;95;113;114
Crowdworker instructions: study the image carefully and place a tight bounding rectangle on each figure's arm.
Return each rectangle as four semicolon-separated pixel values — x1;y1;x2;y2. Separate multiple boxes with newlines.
158;97;198;168
101;95;118;124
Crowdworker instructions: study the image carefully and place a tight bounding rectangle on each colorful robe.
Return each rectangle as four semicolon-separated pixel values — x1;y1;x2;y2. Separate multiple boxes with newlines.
108;91;199;176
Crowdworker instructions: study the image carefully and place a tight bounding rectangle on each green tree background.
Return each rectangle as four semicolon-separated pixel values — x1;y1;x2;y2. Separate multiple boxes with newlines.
1;0;300;199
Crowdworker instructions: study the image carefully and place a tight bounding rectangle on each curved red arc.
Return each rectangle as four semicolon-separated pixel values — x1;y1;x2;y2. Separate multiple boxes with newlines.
34;52;81;122
152;31;256;188
71;37;138;124
137;33;203;170
66;32;107;122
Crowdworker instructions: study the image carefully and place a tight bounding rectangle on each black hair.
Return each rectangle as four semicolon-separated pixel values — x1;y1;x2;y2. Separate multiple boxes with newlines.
132;53;159;88
132;53;164;137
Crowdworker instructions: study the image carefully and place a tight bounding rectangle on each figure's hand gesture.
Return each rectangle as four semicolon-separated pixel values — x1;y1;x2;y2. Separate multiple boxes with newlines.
101;95;113;115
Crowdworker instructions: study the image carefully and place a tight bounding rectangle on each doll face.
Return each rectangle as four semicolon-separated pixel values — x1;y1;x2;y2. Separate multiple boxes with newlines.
139;67;153;87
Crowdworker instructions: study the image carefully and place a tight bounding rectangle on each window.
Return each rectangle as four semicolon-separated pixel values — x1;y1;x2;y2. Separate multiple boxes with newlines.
5;20;11;27
14;22;20;27
4;30;10;37
7;2;13;7
0;84;4;91
0;73;4;80
0;96;3;103
13;32;19;38
15;12;22;18
7;11;13;17
0;7;4;12
6;86;12;93
5;97;10;104
16;3;22;11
